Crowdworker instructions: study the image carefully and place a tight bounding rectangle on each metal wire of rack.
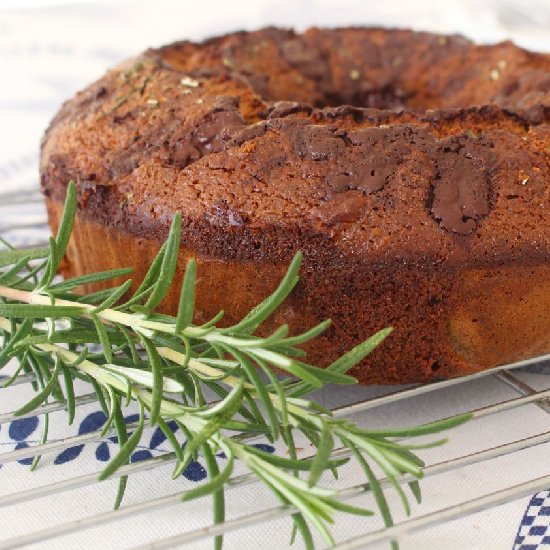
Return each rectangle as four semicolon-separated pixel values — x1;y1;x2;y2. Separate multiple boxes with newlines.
1;185;550;550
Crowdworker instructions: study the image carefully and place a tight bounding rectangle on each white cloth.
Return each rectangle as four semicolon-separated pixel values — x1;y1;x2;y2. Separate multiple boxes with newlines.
1;1;550;549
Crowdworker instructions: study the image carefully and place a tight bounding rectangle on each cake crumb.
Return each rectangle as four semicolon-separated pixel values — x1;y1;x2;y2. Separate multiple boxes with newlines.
180;76;199;88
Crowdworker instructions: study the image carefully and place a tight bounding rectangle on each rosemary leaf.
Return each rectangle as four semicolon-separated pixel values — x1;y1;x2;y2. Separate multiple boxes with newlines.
242;444;347;472
100;400;145;481
144;213;181;311
326;498;375;517
308;420;334;488
0;256;34;284
91;313;112;363
140;336;164;425
38;236;59;289
0;247;49;268
30;411;49;471
363;413;473;438
14;355;60;416
409;479;422;504
0;318;32;368
225;251;302;335
60;360;76;425
100;384;119;437
175;258;196;333
111;395;129;509
0;303;85;318
232;349;280;440
289;511;314;550
2;352;27;387
182;444;234;502
276;319;332;347
197;443;230;550
344;437;398;550
54;180;77;260
50;268;133;293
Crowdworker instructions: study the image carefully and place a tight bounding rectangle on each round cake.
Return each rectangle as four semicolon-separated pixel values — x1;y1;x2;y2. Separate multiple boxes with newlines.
40;27;550;384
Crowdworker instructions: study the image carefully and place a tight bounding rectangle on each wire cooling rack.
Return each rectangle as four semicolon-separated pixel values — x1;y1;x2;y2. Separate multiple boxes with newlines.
1;184;550;550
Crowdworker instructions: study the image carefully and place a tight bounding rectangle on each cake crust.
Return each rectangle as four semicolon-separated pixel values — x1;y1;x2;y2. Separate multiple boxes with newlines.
41;27;550;384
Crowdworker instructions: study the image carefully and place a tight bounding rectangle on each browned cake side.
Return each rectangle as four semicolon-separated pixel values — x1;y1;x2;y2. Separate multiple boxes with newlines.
41;27;550;384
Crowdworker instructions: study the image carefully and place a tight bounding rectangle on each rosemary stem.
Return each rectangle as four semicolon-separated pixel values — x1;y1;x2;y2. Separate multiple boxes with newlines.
0;315;208;431
0;286;243;342
0;285;176;333
0;313;317;431
158;347;255;390
158;346;317;428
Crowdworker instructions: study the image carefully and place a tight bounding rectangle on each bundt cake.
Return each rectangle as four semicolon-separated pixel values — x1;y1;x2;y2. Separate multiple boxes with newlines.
40;27;550;384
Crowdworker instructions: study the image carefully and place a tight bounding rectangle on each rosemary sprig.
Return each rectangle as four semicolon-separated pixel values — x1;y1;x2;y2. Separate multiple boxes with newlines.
0;182;471;549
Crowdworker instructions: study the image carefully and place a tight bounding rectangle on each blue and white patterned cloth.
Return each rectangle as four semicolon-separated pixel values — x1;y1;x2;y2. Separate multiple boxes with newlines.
515;491;550;549
1;2;550;549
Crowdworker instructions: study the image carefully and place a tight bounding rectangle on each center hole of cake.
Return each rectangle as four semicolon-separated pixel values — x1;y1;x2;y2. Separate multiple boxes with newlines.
319;84;413;110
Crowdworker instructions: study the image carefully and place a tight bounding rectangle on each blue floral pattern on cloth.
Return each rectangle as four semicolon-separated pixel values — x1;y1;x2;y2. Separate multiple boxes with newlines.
8;416;40;466
3;410;275;482
514;490;550;549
